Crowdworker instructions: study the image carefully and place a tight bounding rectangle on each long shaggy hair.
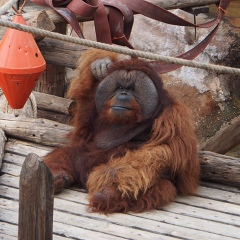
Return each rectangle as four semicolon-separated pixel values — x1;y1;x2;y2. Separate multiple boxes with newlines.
44;48;200;214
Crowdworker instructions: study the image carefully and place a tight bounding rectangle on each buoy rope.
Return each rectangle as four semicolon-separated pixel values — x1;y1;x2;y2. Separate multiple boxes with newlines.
0;18;239;75
0;89;37;117
29;93;38;118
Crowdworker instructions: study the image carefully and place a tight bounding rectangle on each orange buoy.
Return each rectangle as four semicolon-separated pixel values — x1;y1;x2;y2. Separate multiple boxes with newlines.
0;14;46;109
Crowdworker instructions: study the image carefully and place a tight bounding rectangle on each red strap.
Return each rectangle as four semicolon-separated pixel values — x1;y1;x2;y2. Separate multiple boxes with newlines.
31;0;231;73
67;0;99;17
150;24;221;74
93;1;111;44
108;7;134;48
44;0;84;38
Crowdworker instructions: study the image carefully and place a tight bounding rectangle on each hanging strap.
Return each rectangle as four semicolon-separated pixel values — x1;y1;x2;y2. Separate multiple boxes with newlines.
31;0;231;73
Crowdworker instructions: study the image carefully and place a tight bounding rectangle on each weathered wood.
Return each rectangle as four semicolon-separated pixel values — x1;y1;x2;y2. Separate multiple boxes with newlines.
3;184;239;240
3;183;240;240
199;151;240;187
0;11;55;38
0;113;72;147
37;109;71;124
201;117;240;154
33;91;74;115
37;37;87;69
35;23;67;96
5;138;52;157
27;10;55;42
18;153;54;240
0;128;6;168
1;138;240;240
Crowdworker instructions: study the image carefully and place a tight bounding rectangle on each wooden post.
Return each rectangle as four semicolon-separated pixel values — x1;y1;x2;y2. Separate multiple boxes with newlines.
18;153;54;240
199;151;240;187
201;117;240;154
0;128;6;168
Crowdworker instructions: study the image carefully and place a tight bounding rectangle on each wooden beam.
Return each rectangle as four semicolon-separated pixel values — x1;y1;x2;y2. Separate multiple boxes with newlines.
33;91;74;115
0;32;84;69
199;151;240;187
37;109;71;124
0;112;72;147
27;10;55;42
201;117;240;154
18;153;54;240
37;37;87;69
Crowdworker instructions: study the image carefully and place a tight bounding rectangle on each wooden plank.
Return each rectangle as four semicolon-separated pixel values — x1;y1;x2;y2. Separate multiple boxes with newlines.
0;233;16;240
54;198;239;239
1;162;21;176
1;198;178;240
18;153;54;240
2;195;240;240
52;193;240;239
1;182;240;239
176;196;240;216
0;207;126;240
55;189;240;227
0;174;19;188
1;138;240;239
3;153;26;166
201;181;240;193
5;139;52;157
2;159;240;228
0;209;71;240
4;171;239;226
54;222;126;240
53;211;178;240
197;186;240;205
0;222;18;239
1;193;238;240
134;210;240;239
162;202;240;227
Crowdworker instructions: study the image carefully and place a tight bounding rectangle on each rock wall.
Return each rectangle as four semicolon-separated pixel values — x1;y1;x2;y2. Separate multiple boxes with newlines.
129;10;240;144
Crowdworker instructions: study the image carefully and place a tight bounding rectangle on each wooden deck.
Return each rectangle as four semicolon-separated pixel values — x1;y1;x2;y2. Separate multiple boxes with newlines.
1;138;240;240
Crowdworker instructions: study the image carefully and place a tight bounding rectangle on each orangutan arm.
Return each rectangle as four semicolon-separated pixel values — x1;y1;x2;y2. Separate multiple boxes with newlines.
86;144;173;199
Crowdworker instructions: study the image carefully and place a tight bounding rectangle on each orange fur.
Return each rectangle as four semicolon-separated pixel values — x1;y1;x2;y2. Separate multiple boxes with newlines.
87;101;199;199
44;48;200;213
